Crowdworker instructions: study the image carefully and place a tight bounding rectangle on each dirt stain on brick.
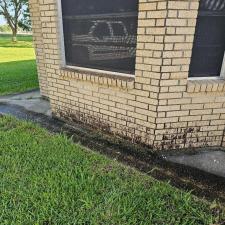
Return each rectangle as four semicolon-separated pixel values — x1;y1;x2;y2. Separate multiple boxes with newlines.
1;103;225;206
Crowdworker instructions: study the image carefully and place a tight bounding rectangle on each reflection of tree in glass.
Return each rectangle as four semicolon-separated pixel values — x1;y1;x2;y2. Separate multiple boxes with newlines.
200;0;225;11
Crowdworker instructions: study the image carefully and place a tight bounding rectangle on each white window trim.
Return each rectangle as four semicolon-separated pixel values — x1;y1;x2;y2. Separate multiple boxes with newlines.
220;52;225;78
56;0;135;78
57;0;66;66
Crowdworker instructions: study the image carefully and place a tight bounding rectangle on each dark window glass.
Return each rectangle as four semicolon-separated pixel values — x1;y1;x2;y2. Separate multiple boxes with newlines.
112;23;125;36
61;0;138;74
93;23;110;39
189;0;225;77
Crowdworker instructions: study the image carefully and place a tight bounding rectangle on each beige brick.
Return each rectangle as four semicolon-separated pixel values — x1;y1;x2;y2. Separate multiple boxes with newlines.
30;0;225;151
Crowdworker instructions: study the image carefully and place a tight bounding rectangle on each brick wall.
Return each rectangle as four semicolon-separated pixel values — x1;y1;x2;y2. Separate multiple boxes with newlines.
29;0;225;150
154;0;225;149
29;0;48;97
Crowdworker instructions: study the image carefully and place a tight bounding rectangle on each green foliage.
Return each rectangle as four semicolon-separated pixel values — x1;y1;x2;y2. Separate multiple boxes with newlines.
0;115;224;225
0;24;11;32
0;34;38;95
18;0;32;31
0;0;31;37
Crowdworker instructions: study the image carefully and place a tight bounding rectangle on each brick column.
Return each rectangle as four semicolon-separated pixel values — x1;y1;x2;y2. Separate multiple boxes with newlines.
153;0;200;149
153;0;225;150
29;0;48;97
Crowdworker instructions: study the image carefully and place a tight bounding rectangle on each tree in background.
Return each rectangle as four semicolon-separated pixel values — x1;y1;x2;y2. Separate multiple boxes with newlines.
0;24;11;32
0;0;31;41
18;1;31;32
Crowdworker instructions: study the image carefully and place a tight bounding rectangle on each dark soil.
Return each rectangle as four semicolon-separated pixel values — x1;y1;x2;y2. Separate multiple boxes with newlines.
0;102;225;204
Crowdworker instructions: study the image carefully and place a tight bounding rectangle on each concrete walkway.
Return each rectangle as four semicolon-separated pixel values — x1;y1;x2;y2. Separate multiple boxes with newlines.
164;150;225;178
0;90;51;116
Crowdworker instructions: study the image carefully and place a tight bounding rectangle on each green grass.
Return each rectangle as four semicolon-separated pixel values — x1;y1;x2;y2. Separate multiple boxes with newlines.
0;116;224;225
0;34;38;95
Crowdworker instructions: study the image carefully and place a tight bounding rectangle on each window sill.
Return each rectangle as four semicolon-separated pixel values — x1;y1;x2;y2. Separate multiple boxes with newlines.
187;77;225;93
60;65;135;89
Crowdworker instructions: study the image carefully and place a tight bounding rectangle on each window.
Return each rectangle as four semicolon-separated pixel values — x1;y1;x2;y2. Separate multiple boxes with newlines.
61;0;138;75
189;0;225;78
93;23;110;39
112;23;126;36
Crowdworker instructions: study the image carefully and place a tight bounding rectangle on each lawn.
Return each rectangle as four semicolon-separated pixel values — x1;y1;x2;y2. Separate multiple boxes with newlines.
0;34;39;95
0;115;224;224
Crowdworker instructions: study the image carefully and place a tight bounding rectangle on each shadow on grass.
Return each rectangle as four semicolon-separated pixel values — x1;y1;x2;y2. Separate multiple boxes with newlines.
0;59;39;95
0;33;33;41
0;41;33;48
0;34;33;48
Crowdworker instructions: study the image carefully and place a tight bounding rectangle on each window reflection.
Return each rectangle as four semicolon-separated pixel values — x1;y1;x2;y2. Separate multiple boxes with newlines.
61;0;138;74
189;0;225;77
200;0;225;11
